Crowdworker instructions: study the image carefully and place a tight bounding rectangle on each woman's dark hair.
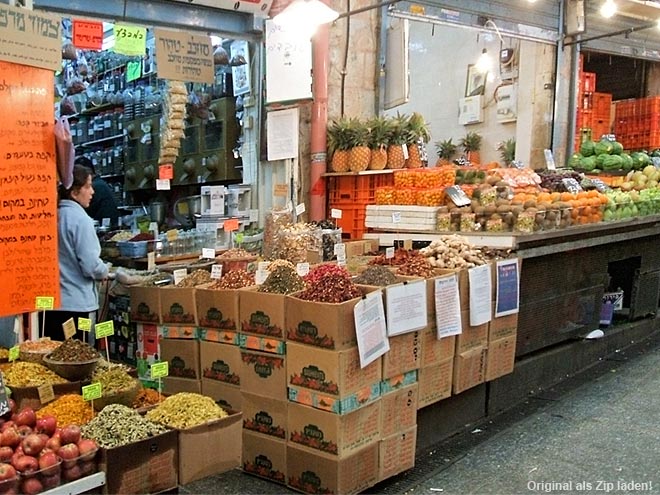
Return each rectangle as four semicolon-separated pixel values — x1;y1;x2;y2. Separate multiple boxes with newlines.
58;164;92;201
74;156;96;175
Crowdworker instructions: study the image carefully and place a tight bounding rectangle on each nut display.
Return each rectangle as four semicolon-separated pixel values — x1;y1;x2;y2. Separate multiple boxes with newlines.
145;393;228;429
81;404;168;448
2;361;69;387
48;339;100;362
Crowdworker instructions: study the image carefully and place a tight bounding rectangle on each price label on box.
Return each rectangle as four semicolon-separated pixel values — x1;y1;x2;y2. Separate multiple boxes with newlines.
82;383;102;401
295;203;306;216
151;361;169;379
224;218;239;232
78;318;91;332
38;384;55;405
296;262;310;277
173;268;188;285
334;243;346;256
392;212;401;224
258;261;270;272
156;179;171;190
95;321;114;339
147;252;156;271
255;270;270;285
35;296;54;310
211;264;223;279
159;164;174;180
385;247;395;259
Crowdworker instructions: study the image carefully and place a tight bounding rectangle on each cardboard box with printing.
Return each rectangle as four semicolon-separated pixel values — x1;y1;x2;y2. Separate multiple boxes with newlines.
240;349;287;400
163;376;201;395
242;430;287;485
201;379;242;411
200;340;241;386
159;338;200;379
382;330;422;379
159;286;197;326
242;391;288;440
159;325;197;339
488;309;518;342
453;347;487;394
287;401;381;457
486;335;516;381
129;286;161;324
378;426;417;481
380;383;418;438
417;357;453;408
455;310;489;354
195;285;239;330
197;327;240;345
420;328;455;367
239;288;286;339
286;443;379;495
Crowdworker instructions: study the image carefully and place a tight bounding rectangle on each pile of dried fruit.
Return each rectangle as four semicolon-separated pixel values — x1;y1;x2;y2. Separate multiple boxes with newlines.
296;273;362;303
303;263;351;286
145;393;228;429
37;394;94;426
3;362;68;387
48;339;100;362
81;404;168;448
132;388;162;409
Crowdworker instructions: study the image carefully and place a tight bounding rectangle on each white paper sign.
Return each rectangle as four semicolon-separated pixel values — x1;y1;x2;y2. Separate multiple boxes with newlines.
295;203;306;216
148;222;159;232
468;264;492;326
385;280;428;336
331;208;342;219
211;264;223;280
173;268;188;286
334;243;346;256
353;290;390;368
267;107;299;161
258;261;270;272
337;252;347;266
296;262;310;277
202;248;216;259
156;179;171;190
392;212;401;223
435;274;463;337
102;218;111;228
385;247;395;259
255;269;270;285
495;258;520;317
147;252;156;272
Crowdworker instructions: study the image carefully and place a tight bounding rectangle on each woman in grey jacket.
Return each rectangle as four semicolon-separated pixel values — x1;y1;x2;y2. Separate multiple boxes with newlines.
43;164;109;341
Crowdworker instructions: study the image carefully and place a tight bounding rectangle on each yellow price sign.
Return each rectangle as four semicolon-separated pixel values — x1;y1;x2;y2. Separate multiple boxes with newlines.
95;321;115;339
8;346;19;362
78;318;91;332
151;361;169;379
35;296;54;310
82;382;102;401
113;24;147;56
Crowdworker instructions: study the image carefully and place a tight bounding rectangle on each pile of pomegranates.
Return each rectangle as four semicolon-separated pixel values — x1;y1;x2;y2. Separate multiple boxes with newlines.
0;400;98;495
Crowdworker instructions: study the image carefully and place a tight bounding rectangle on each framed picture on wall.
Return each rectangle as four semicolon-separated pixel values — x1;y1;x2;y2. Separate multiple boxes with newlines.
231;40;251;96
466;64;487;97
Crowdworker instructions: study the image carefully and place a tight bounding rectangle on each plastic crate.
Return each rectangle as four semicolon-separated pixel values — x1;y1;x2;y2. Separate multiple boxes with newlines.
335;206;367;240
581;72;596;93
327;172;395;205
593;92;612;118
117;240;149;258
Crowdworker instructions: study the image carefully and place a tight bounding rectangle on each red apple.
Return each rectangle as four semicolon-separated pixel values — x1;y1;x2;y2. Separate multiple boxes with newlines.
76;439;97;462
0;422;15;433
0;428;20;449
37;451;59;476
0;447;12;463
60;425;81;446
45;436;61;452
62;464;81;482
0;462;16;481
20;476;42;495
14;409;36;429
21;434;45;457
34;416;56;437
16;426;32;438
12;455;38;474
57;444;79;469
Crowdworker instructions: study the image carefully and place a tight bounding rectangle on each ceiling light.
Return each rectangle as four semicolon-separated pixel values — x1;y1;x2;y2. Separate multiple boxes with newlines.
274;0;339;28
600;0;617;18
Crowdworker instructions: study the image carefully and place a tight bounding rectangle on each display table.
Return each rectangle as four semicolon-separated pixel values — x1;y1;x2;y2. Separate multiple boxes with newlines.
42;472;106;495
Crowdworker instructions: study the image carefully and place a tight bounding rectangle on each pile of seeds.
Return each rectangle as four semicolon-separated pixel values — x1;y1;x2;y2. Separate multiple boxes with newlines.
353;265;399;286
48;339;100;362
258;265;306;294
174;269;212;287
82;404;169;448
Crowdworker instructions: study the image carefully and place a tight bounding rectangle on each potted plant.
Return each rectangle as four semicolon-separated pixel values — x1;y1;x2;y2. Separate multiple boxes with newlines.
460;131;482;165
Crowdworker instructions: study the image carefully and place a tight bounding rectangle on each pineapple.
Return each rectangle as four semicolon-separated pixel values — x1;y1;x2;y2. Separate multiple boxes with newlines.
460;131;482;165
386;114;407;169
367;116;389;170
498;138;516;166
405;112;431;168
327;118;351;172
347;118;371;172
435;138;458;167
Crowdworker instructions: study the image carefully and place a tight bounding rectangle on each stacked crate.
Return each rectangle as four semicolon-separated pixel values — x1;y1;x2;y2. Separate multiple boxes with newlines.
327;172;394;240
575;67;613;150
614;96;660;150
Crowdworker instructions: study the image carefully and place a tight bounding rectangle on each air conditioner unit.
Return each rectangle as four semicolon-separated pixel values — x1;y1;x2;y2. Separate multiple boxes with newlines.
458;95;484;125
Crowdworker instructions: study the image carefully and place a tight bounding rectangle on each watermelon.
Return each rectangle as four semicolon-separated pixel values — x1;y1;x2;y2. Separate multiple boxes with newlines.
580;155;597;171
594;139;614;155
620;153;633;171
611;141;624;155
568;153;581;168
580;140;596;157
602;154;623;170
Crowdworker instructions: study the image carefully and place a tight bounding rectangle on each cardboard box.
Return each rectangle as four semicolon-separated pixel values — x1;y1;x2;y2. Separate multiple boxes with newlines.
488;310;519;342
380;383;418;438
163;376;201;395
486;335;517;381
197;327;240;345
420;328;455;367
159;286;197;326
431;269;469;312
201;379;242;411
195;285;239;330
242;391;287;440
200;340;241;386
452;347;487;395
417;358;453;408
159;325;197;339
240;349;287;400
379;369;417;395
99;429;178;494
455;310;489;354
287;443;379;495
378;426;416;481
178;411;242;484
159;338;200;379
287;401;381;457
242;430;287;485
129;286;161;324
287;342;381;414
382;331;422;379
239;333;286;355
11;382;83;412
136;324;160;380
240;288;286;338
286;286;376;350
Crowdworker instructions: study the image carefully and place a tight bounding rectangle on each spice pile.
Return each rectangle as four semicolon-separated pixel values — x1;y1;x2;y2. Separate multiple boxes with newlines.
258;265;305;294
353;265;399;286
297;264;362;303
132;388;162;409
37;394;94;426
3;361;68;387
218;248;254;259
81;404;168;448
48;339;100;362
207;269;255;289
173;269;212;288
145;393;228;429
19;339;62;360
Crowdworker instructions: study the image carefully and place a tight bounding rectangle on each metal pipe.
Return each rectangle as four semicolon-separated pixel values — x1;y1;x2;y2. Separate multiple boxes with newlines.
309;22;330;221
337;0;400;19
563;21;657;46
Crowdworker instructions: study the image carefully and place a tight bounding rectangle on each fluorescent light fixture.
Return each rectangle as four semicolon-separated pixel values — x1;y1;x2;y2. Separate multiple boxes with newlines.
274;0;339;28
600;0;617;18
475;48;492;73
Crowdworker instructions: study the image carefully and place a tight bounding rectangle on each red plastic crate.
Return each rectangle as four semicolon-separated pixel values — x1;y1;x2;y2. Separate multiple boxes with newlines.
592;92;612;118
333;206;367;240
326;172;395;205
581;72;596;93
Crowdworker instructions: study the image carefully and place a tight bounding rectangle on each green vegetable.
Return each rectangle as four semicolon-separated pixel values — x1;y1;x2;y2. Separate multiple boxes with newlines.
580;140;595;157
594;139;614;156
580;155;596;171
611;141;624;155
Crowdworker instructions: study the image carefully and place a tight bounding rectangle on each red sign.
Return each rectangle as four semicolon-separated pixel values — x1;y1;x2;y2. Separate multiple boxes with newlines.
223;219;239;232
73;20;104;50
159;164;174;180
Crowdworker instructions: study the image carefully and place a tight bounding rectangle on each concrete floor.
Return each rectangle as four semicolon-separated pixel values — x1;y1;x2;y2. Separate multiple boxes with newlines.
181;331;660;495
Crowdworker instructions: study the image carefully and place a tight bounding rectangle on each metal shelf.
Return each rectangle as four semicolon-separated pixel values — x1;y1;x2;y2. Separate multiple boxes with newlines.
78;134;125;148
42;472;106;495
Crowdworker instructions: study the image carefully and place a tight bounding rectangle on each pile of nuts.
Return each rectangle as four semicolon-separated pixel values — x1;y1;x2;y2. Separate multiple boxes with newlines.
81;404;168;448
48;339;100;362
145;393;228;429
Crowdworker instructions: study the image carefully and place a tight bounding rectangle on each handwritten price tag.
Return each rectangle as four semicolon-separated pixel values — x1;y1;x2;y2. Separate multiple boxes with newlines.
211;264;223;279
113;24;147;56
95;321;114;339
159;164;174;180
78;318;91;332
385;247;395;259
147;252;156;272
38;384;55;405
391;212;401;224
126;60;142;82
35;296;54;310
156;179;171;190
151;361;169;379
82;383;102;401
8;346;19;362
62;318;76;340
224;218;239;232
173;269;187;286
296;262;310;277
73;20;103;50
331;208;343;219
255;270;270;285
295;203;306;216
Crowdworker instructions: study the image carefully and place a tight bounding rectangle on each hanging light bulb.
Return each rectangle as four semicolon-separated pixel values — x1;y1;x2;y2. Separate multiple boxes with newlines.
274;0;339;28
600;0;617;18
475;48;492;73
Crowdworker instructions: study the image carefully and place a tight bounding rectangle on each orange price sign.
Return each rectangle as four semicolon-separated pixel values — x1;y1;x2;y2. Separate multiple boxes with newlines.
73;20;104;50
159;164;174;180
223;218;239;232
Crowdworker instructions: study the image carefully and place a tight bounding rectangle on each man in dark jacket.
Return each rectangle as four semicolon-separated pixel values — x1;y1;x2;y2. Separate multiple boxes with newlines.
75;156;120;227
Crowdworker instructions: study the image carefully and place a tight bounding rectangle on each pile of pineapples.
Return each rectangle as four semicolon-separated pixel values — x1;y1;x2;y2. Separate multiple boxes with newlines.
327;113;431;172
